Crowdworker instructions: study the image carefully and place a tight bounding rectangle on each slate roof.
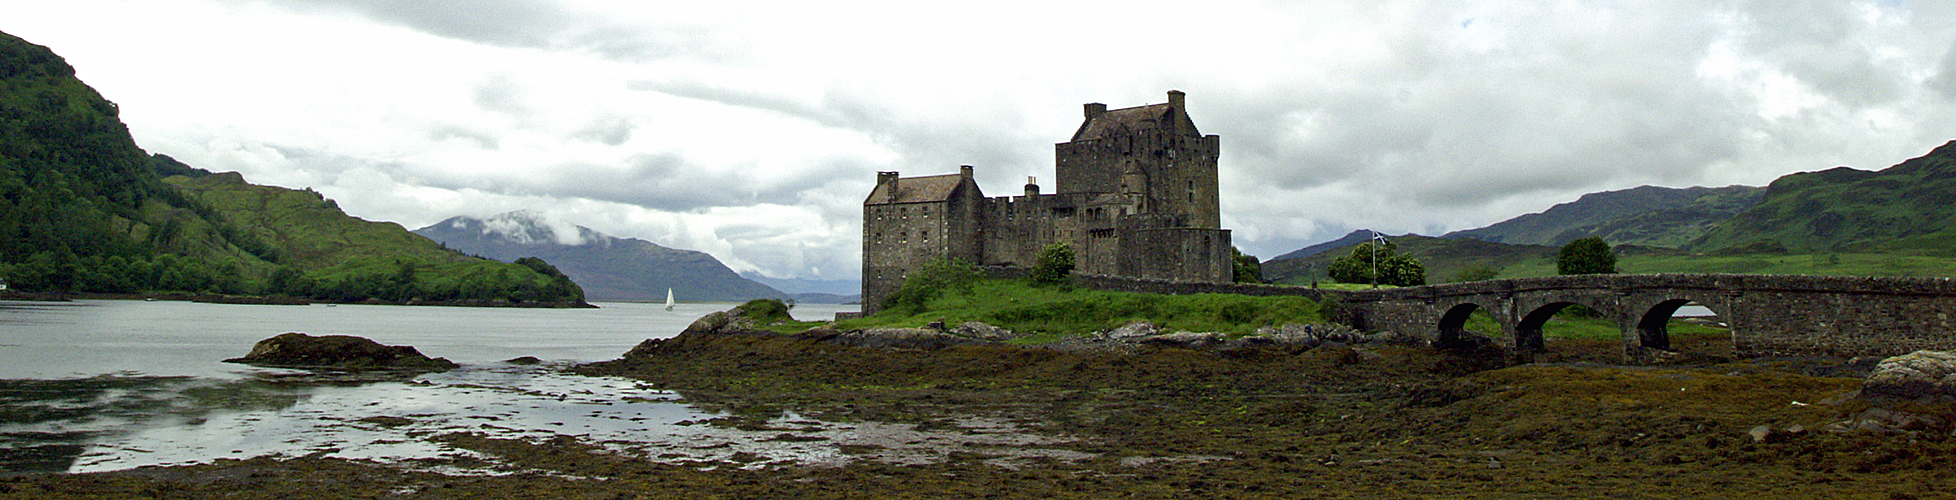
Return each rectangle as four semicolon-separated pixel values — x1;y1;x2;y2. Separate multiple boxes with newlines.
865;173;972;205
1070;103;1199;142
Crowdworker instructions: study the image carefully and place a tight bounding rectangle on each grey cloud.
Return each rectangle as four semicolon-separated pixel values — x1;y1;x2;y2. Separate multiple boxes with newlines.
631;78;1044;178
472;77;528;116
253;0;729;62
1732;1;1907;107
429;125;500;149
573;116;634;146
1931;40;1956;100
526;153;862;213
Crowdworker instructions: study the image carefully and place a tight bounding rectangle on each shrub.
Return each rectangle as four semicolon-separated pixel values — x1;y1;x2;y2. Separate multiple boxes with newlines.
1030;242;1075;286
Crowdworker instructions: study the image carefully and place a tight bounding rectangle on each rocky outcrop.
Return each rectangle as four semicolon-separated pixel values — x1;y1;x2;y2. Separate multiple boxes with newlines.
1140;332;1225;349
831;328;993;350
224;333;458;371
1860;350;1956;402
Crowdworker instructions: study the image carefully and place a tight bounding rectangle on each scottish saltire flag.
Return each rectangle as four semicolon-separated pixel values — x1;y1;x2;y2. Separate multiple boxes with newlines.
1371;231;1387;245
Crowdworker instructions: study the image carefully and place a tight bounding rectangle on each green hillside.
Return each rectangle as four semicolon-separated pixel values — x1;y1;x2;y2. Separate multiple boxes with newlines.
0;31;274;293
0;30;583;305
1689;141;1956;256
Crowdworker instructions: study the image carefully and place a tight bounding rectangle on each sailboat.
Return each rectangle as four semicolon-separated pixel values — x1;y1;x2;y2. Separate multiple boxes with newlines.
664;288;675;311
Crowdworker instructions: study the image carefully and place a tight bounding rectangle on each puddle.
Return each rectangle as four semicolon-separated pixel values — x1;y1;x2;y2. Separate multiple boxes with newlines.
2;364;1088;475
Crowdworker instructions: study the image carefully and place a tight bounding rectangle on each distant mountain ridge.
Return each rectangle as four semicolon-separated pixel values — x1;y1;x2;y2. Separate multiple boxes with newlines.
414;212;786;302
1444;185;1763;248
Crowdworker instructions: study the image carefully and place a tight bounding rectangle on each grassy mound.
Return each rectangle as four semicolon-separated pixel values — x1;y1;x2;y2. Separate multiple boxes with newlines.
834;279;1326;338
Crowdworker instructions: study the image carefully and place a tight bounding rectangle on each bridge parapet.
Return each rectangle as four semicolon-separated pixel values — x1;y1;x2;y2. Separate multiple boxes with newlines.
1062;272;1956;363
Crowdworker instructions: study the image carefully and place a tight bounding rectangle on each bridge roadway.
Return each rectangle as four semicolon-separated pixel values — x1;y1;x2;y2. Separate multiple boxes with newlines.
1337;273;1956;363
1070;272;1956;363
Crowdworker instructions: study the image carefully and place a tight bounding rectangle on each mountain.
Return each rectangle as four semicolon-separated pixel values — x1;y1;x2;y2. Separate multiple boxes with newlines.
1262;233;1560;285
1689;141;1956;256
1268;230;1377;262
0;30;582;305
1445;185;1762;248
413;212;785;302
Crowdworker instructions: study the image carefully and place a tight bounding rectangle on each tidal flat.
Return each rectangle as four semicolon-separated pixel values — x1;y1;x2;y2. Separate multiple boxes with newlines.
6;332;1955;499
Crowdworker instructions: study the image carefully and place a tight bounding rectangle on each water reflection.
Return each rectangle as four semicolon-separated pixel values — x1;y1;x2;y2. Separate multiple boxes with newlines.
3;363;1082;475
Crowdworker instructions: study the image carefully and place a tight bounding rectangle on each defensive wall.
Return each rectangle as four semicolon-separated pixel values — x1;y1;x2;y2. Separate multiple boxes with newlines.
1063;272;1956;363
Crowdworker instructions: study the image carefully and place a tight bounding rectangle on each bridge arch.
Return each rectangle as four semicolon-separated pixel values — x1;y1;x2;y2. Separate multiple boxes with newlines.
1435;300;1504;349
1514;294;1619;354
1629;295;1734;358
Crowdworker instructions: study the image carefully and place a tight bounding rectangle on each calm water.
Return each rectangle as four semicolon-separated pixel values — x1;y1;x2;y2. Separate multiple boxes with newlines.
0;300;974;475
0;300;850;380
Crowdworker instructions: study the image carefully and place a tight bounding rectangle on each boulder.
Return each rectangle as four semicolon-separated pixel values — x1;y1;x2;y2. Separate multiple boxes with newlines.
952;322;1015;341
225;333;458;371
1860;350;1956;402
1105;321;1159;339
1139;331;1224;349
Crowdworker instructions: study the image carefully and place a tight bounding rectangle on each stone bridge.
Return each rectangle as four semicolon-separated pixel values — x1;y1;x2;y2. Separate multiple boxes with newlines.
1335;274;1956;362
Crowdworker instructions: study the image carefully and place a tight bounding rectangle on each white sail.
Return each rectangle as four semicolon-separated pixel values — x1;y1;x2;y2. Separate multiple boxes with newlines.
664;288;675;311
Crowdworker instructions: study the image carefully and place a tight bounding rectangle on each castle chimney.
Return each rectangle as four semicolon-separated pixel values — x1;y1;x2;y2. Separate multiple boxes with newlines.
877;171;899;203
960;165;974;179
1084;103;1106;121
1025;176;1039;197
1167;90;1185;110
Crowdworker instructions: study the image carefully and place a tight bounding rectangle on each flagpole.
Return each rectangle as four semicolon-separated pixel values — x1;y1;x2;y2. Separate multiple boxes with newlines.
1369;230;1390;289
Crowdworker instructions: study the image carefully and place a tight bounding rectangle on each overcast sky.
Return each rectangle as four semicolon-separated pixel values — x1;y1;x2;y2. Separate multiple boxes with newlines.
7;0;1955;283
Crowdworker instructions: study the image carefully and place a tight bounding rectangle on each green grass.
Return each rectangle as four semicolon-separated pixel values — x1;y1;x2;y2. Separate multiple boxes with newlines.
835;279;1327;336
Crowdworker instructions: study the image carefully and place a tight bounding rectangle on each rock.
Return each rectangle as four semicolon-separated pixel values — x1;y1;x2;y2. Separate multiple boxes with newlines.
1139;332;1224;349
951;322;1014;341
832;328;992;350
1106;321;1159;339
1860;350;1956;402
224;333;458;371
504;356;542;365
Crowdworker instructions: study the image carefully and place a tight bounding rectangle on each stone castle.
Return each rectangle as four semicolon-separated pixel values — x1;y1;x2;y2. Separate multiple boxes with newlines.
862;90;1233;312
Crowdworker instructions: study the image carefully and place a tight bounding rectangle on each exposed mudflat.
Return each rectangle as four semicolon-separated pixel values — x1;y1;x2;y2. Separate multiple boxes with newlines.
6;333;1954;499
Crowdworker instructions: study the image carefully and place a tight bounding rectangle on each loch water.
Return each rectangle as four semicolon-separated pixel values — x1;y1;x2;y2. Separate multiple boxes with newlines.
0;299;900;474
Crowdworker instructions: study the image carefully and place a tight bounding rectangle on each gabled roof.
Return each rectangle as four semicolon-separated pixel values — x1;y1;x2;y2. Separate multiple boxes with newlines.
1070;103;1199;142
866;173;973;205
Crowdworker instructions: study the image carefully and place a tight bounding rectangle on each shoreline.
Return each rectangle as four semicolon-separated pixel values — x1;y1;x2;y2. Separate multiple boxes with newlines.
6;305;1956;497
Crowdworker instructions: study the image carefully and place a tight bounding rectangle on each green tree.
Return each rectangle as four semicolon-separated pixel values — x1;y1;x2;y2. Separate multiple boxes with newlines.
1558;236;1617;275
1326;242;1425;287
1030;242;1075;286
1232;247;1263;283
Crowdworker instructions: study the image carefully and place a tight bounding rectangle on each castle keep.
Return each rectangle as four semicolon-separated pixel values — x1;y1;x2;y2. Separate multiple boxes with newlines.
862;91;1233;312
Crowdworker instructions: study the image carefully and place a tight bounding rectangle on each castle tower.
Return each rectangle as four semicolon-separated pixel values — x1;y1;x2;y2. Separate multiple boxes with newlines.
1054;90;1221;229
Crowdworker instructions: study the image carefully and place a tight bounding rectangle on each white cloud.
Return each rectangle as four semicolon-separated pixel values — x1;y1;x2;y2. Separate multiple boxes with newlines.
6;0;1956;280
